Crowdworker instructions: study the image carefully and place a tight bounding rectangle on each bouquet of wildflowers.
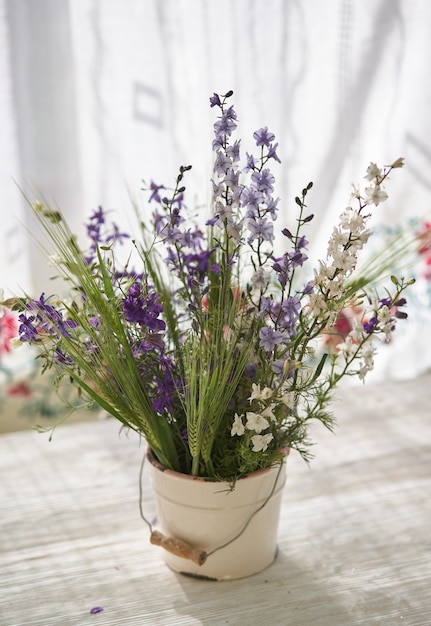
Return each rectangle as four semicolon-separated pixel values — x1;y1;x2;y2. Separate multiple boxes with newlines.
4;91;413;481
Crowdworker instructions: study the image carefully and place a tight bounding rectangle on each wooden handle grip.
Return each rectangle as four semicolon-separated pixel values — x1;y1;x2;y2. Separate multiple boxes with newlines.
150;530;207;566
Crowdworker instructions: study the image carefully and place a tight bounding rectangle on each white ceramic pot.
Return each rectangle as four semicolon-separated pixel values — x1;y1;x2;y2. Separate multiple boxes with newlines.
148;452;287;580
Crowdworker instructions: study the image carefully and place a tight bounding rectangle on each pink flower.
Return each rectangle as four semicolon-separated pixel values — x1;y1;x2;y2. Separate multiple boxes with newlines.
0;309;17;356
7;381;33;398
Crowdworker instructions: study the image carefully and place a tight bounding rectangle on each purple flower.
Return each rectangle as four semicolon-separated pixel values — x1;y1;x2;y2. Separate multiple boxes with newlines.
282;297;301;316
241;187;263;217
272;255;290;289
85;207;105;245
259;326;286;352
266;197;279;219
394;297;407;307
106;223;130;245
251;169;275;196
379;297;392;307
128;283;141;298
363;317;377;334
271;359;285;375
163;225;182;246
149;181;165;203
133;336;165;353
214;151;232;176
259;297;273;318
90;206;105;225
55;347;74;365
224;167;240;190
227;139;241;163
209;93;221;107
181;428;189;441
289;249;308;268
247;217;274;244
253;127;275;147
395;310;408;319
224;105;237;121
18;313;40;343
214;116;237;139
272;358;294;377
296;235;308;249
122;284;166;332
22;294;78;341
243;153;257;172
277;297;301;336
150;363;178;414
267;142;281;163
206;215;219;226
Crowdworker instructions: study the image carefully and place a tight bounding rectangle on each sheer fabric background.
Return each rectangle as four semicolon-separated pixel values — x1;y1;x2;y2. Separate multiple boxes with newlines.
1;0;430;379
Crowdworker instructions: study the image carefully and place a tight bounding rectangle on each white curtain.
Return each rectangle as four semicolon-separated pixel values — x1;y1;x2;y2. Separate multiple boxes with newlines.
1;0;431;379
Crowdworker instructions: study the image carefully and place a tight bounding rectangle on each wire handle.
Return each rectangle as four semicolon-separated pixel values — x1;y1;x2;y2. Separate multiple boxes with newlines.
150;530;208;565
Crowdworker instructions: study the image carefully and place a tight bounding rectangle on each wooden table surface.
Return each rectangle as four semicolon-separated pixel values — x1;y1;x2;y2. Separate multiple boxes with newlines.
1;373;431;626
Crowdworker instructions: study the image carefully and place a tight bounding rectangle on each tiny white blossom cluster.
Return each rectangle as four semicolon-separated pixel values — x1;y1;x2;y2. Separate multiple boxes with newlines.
317;160;407;382
336;291;405;381
231;383;295;452
310;162;397;327
337;331;376;381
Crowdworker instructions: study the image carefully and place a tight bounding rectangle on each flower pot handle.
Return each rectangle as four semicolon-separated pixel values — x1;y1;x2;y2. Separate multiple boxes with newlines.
150;530;207;566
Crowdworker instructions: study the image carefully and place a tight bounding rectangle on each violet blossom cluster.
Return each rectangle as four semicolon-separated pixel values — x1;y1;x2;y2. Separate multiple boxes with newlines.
209;92;309;358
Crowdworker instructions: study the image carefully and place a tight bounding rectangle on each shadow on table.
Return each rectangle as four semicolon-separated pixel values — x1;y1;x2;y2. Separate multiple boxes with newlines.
170;548;351;626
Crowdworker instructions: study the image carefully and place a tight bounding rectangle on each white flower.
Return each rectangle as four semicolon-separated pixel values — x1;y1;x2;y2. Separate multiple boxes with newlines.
390;157;404;169
356;343;376;381
248;383;273;403
377;305;391;325
358;363;372;381
382;321;395;340
280;391;295;408
261;404;277;421
364;184;388;206
350;183;362;199
337;335;356;359
314;260;335;282
333;251;357;275
248;383;262;402
358;229;372;245
361;343;376;367
339;207;365;233
261;386;273;400
350;319;366;343
308;293;329;318
231;413;245;437
251;433;274;452
325;276;345;298
365;162;383;181
245;412;269;433
327;227;349;254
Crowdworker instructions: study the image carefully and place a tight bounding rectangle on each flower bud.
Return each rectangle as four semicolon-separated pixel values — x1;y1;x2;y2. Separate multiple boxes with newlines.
390;157;405;169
